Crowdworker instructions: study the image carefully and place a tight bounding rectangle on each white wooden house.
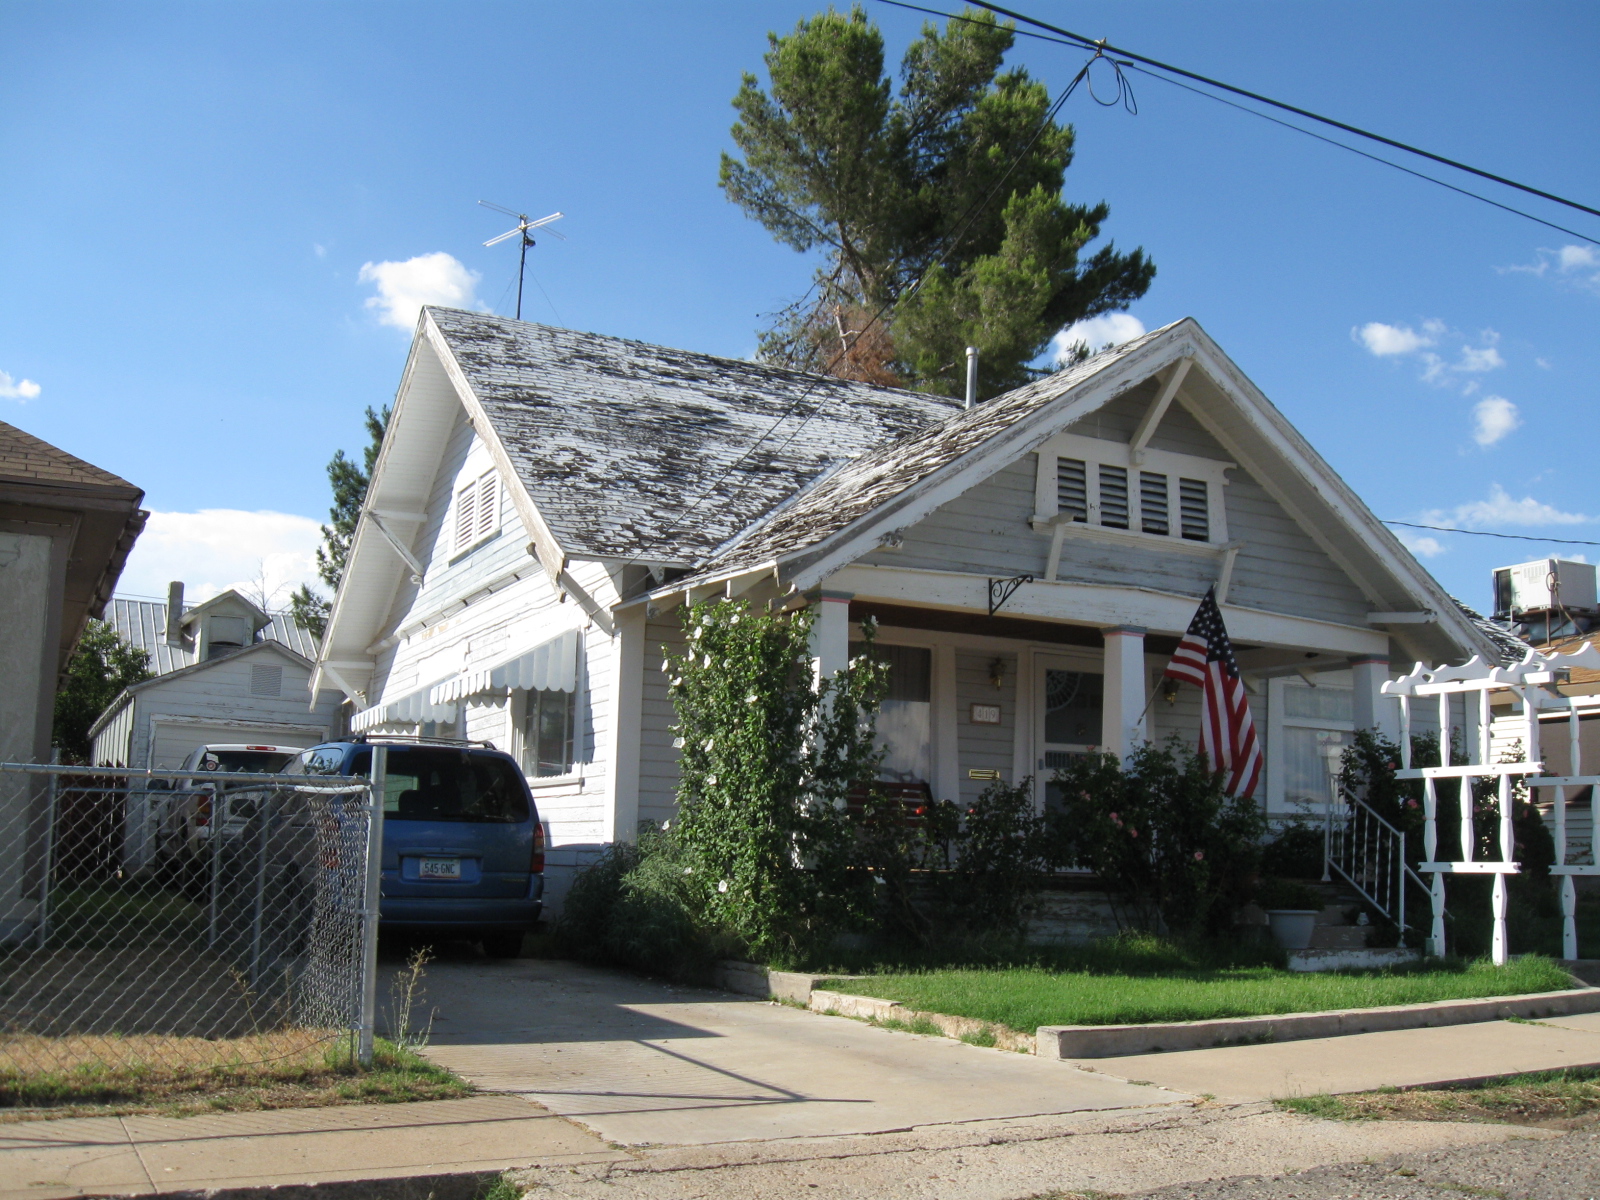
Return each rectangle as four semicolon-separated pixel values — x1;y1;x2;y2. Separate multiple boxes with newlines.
315;309;1499;910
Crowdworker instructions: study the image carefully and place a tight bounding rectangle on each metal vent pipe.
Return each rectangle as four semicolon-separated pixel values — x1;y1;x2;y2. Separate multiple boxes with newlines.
165;581;185;646
964;346;979;409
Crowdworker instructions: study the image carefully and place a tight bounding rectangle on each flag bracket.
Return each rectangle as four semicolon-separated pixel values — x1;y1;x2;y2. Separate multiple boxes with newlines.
987;575;1033;617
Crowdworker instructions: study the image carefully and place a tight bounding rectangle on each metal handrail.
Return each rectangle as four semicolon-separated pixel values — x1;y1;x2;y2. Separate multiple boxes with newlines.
1324;793;1432;940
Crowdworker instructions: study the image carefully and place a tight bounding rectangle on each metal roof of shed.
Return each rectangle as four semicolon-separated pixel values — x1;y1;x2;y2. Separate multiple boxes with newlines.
109;598;321;675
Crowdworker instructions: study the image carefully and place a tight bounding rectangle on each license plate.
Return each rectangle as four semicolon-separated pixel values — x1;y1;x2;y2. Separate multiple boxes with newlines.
418;857;461;880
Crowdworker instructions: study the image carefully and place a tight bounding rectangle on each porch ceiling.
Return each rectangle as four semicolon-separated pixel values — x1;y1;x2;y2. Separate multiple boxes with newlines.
851;600;1187;656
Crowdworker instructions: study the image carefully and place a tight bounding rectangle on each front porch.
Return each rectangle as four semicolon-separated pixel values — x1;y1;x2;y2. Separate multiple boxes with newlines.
807;575;1401;819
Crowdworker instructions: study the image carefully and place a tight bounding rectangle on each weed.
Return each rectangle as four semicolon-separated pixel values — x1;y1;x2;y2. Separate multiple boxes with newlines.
960;1027;997;1048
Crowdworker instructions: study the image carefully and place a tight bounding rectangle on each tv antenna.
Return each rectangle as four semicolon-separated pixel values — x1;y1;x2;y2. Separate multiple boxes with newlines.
478;200;565;320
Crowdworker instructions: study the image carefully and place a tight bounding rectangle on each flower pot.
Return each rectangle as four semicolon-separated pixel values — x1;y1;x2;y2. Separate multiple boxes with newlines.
1265;909;1320;951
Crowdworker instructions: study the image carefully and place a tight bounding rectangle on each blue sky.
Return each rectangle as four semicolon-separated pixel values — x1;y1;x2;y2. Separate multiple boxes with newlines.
2;1;1596;616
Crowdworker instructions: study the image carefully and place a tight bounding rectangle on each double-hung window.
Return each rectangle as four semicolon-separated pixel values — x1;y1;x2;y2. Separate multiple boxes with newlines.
521;688;576;778
454;470;501;553
1032;432;1232;546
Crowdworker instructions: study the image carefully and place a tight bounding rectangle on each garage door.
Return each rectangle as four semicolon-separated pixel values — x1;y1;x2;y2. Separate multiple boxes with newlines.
148;721;328;769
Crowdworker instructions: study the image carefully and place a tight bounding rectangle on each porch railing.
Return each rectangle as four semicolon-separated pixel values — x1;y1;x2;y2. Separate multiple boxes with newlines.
1323;793;1430;942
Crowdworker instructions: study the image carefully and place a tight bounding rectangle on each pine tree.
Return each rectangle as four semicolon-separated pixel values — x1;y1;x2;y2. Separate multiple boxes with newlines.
720;6;1154;397
53;621;153;763
290;405;389;637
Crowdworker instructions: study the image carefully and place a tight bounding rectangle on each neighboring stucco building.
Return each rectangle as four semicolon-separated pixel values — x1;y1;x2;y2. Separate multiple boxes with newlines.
0;419;145;940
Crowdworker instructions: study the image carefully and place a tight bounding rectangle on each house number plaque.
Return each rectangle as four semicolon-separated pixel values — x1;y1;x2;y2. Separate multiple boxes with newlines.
969;704;1002;725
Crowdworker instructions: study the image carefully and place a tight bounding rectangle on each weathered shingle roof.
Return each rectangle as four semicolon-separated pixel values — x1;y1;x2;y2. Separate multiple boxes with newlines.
428;308;961;564
109;598;321;675
0;420;139;494
687;325;1172;580
1450;598;1531;666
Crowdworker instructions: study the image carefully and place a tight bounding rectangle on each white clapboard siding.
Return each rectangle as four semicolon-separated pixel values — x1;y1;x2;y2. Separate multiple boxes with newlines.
638;614;688;828
956;651;1017;804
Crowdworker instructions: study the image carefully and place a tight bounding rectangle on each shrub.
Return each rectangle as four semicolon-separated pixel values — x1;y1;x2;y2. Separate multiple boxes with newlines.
1047;740;1269;938
1254;877;1324;912
1261;822;1325;879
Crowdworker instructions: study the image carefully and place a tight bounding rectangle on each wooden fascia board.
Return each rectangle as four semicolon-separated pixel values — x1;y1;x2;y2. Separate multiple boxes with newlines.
830;563;1389;656
1174;327;1493;660
785;327;1199;593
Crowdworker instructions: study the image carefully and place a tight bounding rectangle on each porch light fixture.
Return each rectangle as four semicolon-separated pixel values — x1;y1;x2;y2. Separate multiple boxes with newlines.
988;657;1006;689
1160;677;1180;705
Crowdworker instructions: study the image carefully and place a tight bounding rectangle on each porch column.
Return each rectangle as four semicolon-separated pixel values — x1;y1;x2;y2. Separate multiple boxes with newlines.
1350;655;1399;742
810;591;853;693
1101;626;1147;761
931;643;959;802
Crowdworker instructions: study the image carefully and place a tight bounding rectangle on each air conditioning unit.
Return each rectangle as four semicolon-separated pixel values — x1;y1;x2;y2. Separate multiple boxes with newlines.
1491;558;1598;617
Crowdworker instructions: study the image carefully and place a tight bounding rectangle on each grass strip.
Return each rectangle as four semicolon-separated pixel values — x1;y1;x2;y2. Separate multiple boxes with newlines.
1278;1066;1600;1128
826;954;1574;1031
0;1038;470;1122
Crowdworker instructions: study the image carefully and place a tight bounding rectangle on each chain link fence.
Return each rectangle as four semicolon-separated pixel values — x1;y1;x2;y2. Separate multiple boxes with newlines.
0;762;381;1079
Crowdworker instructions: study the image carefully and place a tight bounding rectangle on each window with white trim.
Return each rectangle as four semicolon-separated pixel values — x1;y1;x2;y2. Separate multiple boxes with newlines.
1032;432;1232;545
453;470;501;553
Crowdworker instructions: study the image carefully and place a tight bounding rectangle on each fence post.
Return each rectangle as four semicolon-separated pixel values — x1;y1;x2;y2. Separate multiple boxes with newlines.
357;745;387;1066
36;752;60;949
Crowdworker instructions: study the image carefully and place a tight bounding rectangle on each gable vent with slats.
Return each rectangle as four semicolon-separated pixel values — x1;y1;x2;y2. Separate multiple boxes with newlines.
1139;471;1169;535
1097;465;1129;529
1179;477;1210;541
250;664;283;698
454;469;501;552
1056;458;1088;522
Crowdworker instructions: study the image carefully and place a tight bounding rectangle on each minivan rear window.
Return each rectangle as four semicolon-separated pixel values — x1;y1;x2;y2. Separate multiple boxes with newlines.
351;749;530;824
202;750;295;773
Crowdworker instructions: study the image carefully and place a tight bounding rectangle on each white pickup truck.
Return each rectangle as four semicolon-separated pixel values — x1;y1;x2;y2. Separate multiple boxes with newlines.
153;744;302;892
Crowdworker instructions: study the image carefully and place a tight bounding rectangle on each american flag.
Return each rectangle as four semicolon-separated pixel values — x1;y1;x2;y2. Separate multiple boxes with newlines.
1164;587;1262;798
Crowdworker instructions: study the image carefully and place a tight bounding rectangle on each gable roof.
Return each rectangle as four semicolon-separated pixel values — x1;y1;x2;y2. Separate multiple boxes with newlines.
425;307;960;565
662;317;1496;665
110;597;321;676
0;420;141;496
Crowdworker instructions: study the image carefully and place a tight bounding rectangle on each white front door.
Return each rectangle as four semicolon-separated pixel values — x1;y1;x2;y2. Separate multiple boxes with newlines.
1036;653;1104;813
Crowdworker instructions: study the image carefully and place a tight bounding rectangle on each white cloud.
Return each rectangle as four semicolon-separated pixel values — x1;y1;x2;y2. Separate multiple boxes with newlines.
1558;245;1598;271
1471;396;1520;447
314;243;327;258
0;370;41;401
359;252;481;330
116;509;324;608
1355;319;1504;392
1397;531;1446;558
1503;244;1600;291
1051;313;1146;363
1424;484;1594;530
1355;322;1432;356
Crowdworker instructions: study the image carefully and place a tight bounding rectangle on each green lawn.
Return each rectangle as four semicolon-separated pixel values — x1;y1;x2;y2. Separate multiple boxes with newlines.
826;954;1576;1032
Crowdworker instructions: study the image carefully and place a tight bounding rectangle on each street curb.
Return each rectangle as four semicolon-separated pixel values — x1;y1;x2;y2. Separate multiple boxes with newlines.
1037;987;1600;1059
806;988;1036;1053
83;1170;502;1200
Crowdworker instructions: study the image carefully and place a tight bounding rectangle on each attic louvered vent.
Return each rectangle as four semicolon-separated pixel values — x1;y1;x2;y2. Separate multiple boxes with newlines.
1140;472;1170;535
250;664;283;697
1179;477;1210;541
455;469;501;552
1032;432;1232;547
1097;465;1129;529
1056;458;1088;522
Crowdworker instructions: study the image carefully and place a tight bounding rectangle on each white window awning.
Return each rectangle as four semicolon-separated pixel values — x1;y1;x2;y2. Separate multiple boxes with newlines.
427;628;580;705
350;685;460;733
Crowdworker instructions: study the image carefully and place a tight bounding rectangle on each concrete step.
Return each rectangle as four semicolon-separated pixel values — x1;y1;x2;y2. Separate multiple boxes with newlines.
1309;924;1370;950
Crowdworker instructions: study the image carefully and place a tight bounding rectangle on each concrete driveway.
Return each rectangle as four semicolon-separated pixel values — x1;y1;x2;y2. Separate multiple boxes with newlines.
406;958;1185;1145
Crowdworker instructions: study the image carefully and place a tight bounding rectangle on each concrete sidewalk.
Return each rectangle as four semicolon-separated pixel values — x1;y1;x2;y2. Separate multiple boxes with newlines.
0;1094;623;1200
1081;1009;1600;1100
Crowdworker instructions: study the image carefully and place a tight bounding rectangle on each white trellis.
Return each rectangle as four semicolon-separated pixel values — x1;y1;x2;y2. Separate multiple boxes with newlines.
1383;643;1600;964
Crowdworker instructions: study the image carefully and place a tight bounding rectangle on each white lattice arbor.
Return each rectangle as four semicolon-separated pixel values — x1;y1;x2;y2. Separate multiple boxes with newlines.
1383;644;1600;963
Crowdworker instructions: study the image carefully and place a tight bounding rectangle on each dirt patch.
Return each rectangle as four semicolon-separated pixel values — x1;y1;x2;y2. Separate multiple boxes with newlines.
1279;1069;1600;1130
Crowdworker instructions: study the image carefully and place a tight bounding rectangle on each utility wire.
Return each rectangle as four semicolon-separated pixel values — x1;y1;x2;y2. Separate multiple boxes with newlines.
944;0;1600;224
1384;520;1600;548
1122;64;1600;245
625;48;1106;575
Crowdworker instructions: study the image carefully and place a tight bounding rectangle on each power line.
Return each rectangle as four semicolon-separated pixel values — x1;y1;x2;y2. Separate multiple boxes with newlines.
944;0;1599;224
1384;520;1600;548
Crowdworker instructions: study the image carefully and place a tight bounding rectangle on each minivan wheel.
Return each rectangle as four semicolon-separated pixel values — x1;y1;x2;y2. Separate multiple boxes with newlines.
481;931;524;959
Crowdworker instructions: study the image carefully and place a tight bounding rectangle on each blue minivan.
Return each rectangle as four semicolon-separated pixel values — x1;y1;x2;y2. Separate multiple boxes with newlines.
290;737;545;956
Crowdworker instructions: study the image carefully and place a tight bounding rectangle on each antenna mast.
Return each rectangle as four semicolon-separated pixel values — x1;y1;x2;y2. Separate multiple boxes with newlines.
477;201;565;320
